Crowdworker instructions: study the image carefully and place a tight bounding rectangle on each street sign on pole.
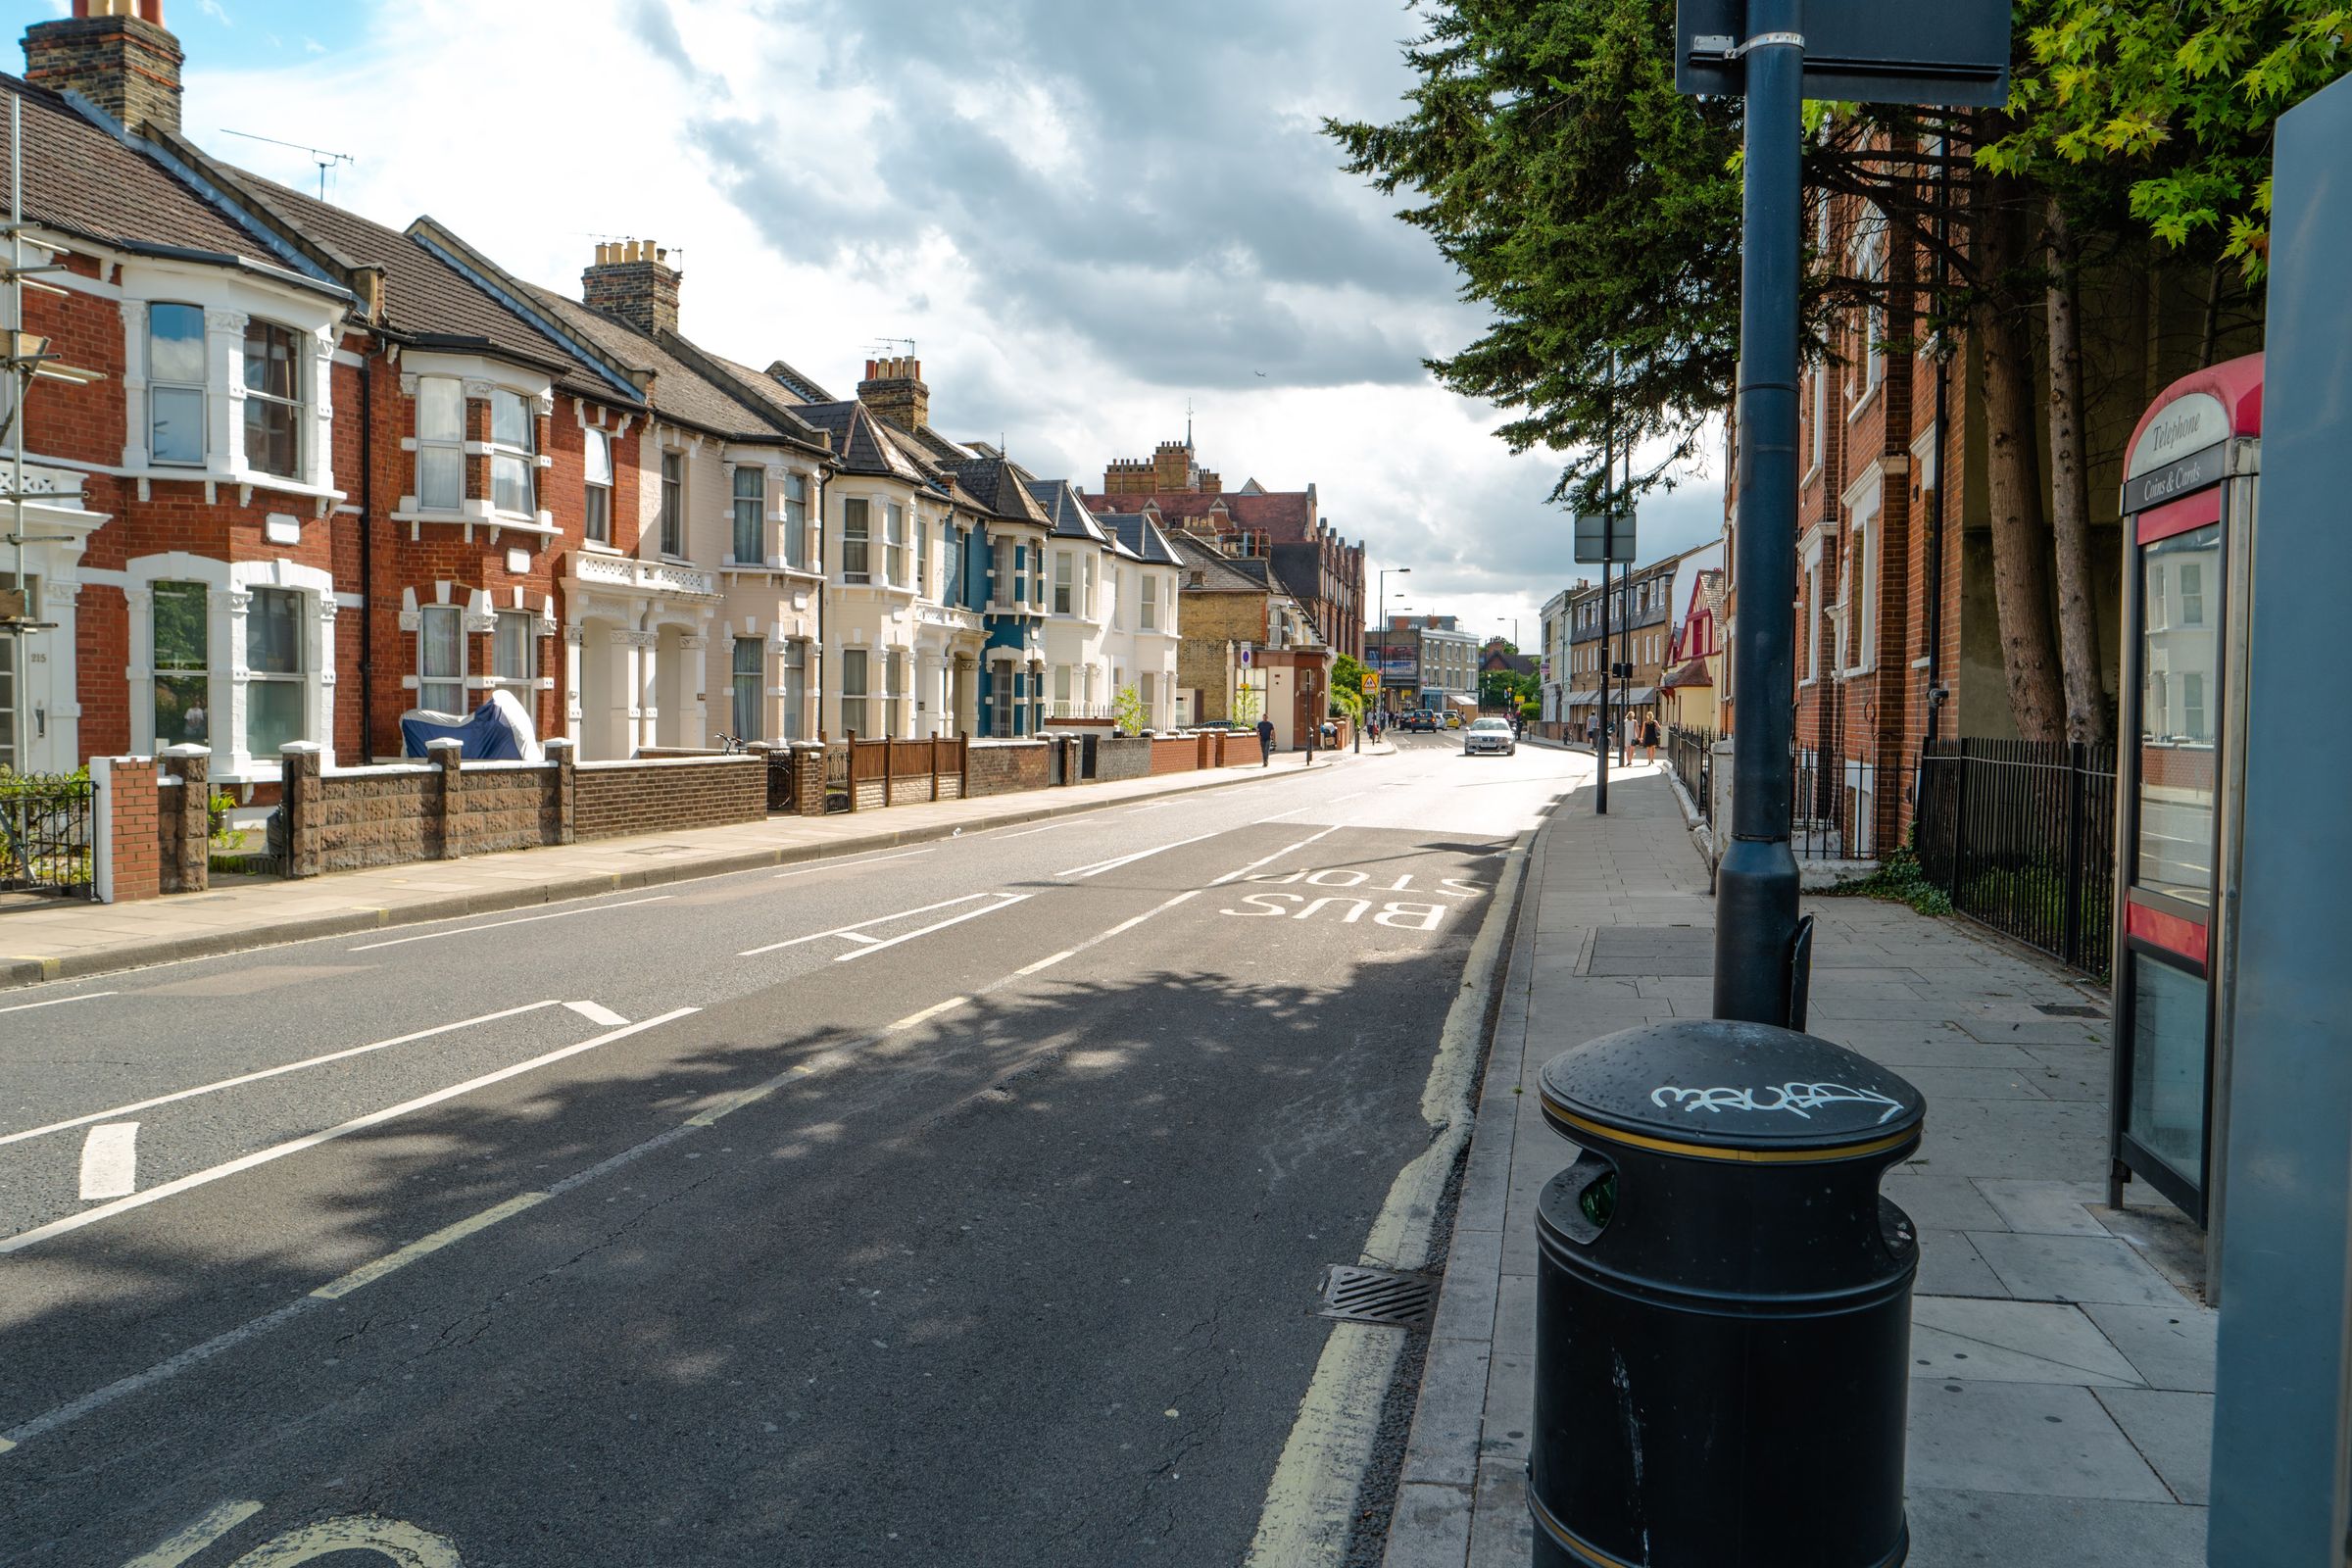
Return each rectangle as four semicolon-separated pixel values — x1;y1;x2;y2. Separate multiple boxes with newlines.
1239;643;1252;668
1574;510;1637;564
1362;671;1380;694
1676;0;2010;104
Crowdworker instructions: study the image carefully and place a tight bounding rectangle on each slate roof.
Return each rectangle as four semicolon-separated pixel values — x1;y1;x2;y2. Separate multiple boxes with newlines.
1662;658;1713;689
950;455;1054;526
798;400;933;482
1023;478;1113;545
519;283;824;447
0;75;328;285
1103;512;1182;565
762;359;835;403
1169;533;1270;595
1085;489;1318;537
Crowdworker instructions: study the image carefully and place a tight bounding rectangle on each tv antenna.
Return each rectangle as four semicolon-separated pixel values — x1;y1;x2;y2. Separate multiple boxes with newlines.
867;336;917;357
220;128;356;199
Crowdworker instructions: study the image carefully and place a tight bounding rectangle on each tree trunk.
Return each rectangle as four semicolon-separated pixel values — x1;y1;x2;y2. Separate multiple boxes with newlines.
2044;199;2112;745
1972;179;2067;743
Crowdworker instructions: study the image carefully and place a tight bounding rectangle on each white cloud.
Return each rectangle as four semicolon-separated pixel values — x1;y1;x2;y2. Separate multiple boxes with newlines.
177;0;1727;639
198;0;232;26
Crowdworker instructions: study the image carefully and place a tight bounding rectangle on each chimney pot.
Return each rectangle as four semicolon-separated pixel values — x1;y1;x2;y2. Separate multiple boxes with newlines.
581;235;683;335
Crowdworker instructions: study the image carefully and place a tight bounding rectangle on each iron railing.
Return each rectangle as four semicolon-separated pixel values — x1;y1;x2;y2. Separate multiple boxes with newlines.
1791;744;1878;860
1668;725;1715;825
1913;739;2117;981
0;771;95;899
765;749;798;813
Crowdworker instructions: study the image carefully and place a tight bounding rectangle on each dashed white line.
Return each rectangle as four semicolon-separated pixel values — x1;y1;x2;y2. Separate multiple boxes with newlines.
835;895;1033;962
994;822;1069;838
0;1007;700;1254
564;1001;628;1028
885;997;970;1032
0;990;117;1016
1210;825;1344;886
348;897;673;952
0;1000;567;1150
77;1123;138;1200
740;892;998;956
1016;950;1078;976
1059;832;1220;879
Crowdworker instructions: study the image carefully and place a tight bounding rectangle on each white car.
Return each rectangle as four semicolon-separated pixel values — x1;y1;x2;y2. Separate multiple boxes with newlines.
1464;716;1516;756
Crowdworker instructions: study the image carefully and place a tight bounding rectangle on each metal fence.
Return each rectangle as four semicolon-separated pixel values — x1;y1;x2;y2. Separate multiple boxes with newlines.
0;772;95;900
1913;739;2117;981
1791;745;1879;860
1668;725;1714;825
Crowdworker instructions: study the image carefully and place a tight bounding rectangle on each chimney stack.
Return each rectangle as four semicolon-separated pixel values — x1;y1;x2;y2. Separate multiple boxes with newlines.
857;355;930;433
581;239;683;336
24;0;182;136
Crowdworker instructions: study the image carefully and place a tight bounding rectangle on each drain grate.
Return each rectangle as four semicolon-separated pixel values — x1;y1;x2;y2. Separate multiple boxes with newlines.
2034;1003;2109;1018
1317;1264;1438;1328
622;844;693;857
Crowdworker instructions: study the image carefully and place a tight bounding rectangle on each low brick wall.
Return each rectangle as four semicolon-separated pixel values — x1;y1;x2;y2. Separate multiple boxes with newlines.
574;755;766;841
1149;736;1198;776
310;764;443;871
1097;736;1152;782
966;739;1051;797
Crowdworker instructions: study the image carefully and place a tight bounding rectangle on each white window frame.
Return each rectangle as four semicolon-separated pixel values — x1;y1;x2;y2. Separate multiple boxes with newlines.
241;317;306;482
730;466;766;565
583;427;614;544
659;450;685;558
492;609;538;685
779;639;808;740
916;516;930;596
840;648;870;735
489;388;537;517
1140;572;1158;631
884;649;908;736
126;554;337;773
1082;554;1098;618
146;302;208;467
730;635;764;742
782;471;809;569
1054;552;1073;614
842;498;871;582
886;503;908;588
419;603;466;713
1849;220;1887;410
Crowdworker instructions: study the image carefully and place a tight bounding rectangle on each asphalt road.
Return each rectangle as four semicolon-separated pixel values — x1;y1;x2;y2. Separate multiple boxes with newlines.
0;733;1581;1567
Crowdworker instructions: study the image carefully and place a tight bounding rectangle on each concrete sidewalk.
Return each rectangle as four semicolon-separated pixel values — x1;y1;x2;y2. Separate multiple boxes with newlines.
1;745;1377;990
1385;767;2214;1568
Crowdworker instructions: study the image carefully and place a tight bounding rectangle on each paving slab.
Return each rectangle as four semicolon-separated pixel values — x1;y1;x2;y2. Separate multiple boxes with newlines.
1910;1297;2146;1388
2094;1388;2215;1504
1906;1381;2171;1500
2082;1303;2218;1393
1976;1179;2115;1237
1900;1489;2206;1568
1969;1231;2187;1306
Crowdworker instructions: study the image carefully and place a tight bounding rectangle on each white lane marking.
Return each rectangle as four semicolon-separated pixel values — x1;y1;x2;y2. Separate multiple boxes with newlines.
0;1007;700;1254
1017;949;1078;976
311;1191;548;1302
1123;800;1181;814
773;848;934;878
993;821;1069;838
77;1123;139;1200
835;894;1033;963
0;990;117;1017
122;1499;266;1567
1058;832;1220;879
564;1001;627;1028
348;896;673;952
740;892;997;956
0;1000;566;1151
886;997;969;1033
1210;825;1344;886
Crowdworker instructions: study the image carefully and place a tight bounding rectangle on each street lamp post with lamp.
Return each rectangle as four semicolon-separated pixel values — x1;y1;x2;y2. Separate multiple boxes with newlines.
1376;567;1410;718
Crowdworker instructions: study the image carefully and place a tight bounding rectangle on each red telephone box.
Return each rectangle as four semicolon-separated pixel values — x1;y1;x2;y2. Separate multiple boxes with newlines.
2109;354;2263;1231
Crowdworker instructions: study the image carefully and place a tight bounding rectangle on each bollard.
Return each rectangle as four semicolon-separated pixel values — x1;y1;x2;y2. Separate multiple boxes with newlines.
1530;1020;1924;1568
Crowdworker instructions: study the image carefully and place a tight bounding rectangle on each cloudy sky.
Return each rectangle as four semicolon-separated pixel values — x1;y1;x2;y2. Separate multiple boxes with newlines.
34;0;1727;644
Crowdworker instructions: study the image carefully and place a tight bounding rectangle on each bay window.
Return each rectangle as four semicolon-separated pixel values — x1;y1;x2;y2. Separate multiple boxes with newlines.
583;427;613;543
242;319;302;479
732;466;764;564
843;499;871;581
416;377;464;511
886;503;907;587
490;390;536;514
244;587;306;755
841;649;870;735
731;636;764;742
152;580;211;746
148;304;207;466
419;604;465;712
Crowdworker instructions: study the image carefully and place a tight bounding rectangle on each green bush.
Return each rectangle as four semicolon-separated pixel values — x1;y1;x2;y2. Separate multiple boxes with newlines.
1824;847;1954;917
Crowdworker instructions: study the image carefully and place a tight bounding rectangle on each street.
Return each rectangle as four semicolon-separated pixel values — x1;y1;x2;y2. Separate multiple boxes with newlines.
0;737;1571;1567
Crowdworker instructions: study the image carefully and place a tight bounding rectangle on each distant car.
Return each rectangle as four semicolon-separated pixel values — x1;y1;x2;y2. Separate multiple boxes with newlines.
1401;710;1437;733
1464;716;1515;756
1445;710;1465;729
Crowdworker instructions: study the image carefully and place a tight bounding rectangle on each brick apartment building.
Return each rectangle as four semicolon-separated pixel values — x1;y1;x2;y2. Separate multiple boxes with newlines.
1086;435;1363;662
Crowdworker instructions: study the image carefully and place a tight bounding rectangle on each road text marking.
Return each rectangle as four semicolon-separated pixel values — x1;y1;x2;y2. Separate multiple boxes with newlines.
122;1499;266;1567
564;1000;628;1027
1209;826;1343;886
77;1123;140;1200
348;896;672;952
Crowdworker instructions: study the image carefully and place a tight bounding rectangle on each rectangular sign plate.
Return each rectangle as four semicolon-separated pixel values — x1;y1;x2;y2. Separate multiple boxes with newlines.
1677;0;2010;106
2123;441;2230;515
1575;511;1637;565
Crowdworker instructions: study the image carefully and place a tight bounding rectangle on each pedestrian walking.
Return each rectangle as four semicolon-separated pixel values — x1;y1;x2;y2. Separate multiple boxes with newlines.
1256;715;1276;766
1642;714;1660;764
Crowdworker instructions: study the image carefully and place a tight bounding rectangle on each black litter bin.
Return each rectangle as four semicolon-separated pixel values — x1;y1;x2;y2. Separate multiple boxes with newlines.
1529;1019;1926;1568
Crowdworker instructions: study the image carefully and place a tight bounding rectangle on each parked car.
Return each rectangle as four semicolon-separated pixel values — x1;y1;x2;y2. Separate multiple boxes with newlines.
1446;710;1464;729
1464;715;1516;756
